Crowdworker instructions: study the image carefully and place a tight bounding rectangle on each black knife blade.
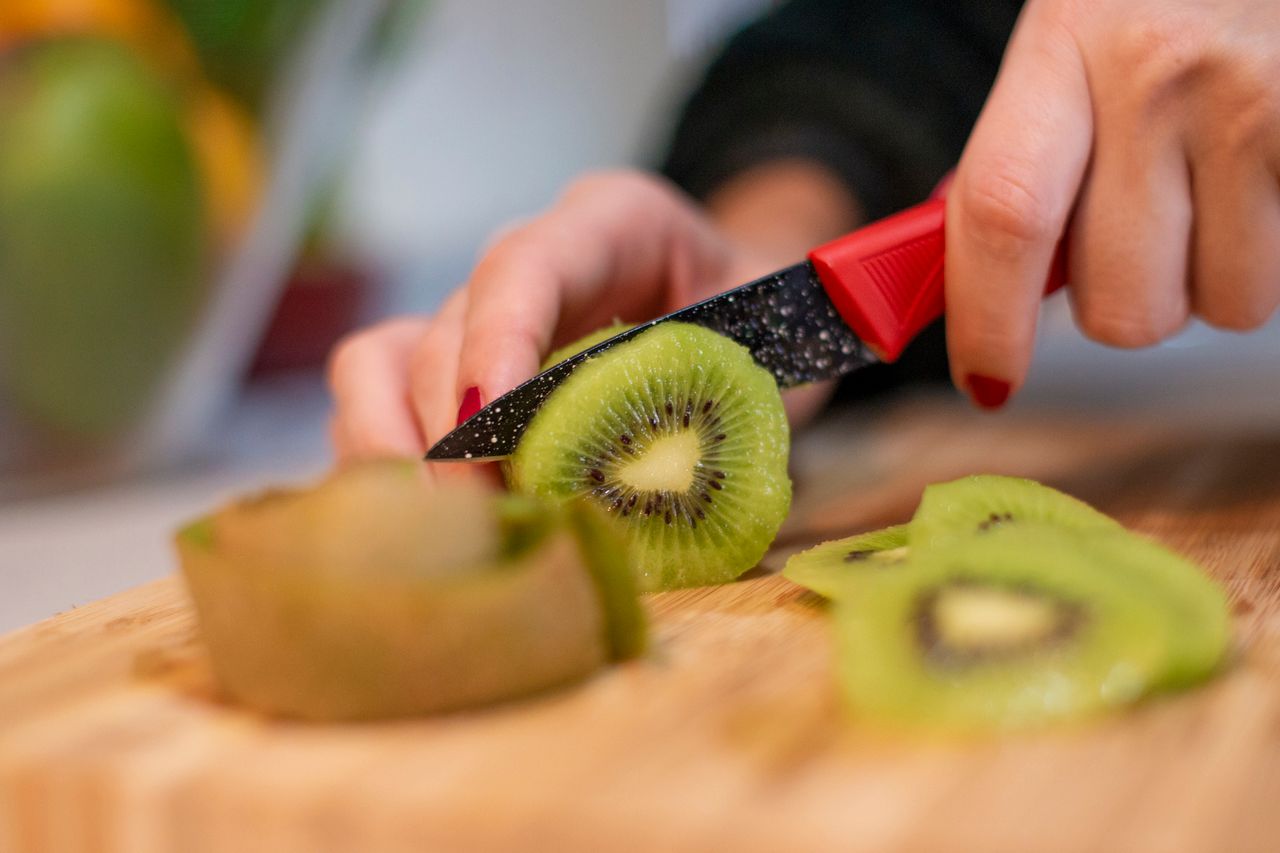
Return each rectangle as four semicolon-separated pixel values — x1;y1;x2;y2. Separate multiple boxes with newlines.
425;260;876;461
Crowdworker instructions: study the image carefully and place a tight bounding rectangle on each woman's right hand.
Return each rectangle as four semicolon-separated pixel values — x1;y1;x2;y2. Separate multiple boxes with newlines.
327;169;821;473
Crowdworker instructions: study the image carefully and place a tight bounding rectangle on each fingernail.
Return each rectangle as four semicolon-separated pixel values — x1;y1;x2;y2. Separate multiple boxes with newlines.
456;386;483;426
965;374;1011;410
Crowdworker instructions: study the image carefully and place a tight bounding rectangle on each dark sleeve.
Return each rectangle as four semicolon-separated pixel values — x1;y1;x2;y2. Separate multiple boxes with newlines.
659;0;1022;401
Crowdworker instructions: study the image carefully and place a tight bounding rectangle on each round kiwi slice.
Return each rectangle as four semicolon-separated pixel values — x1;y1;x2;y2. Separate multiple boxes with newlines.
909;475;1122;549
507;322;792;591
1077;532;1230;688
782;524;910;599
541;321;634;369
833;524;1179;732
176;461;645;720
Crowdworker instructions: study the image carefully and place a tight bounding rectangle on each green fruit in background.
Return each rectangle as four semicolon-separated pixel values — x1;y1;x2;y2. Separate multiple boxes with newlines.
0;37;205;441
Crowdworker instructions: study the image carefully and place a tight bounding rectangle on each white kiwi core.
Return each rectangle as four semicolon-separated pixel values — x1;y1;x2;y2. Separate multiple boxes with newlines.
934;586;1061;651
618;431;701;492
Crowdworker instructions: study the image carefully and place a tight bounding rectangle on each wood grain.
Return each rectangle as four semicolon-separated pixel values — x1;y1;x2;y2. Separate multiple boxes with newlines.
3;395;1280;853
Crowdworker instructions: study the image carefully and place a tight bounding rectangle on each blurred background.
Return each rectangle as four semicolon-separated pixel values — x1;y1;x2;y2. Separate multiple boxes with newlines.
1;0;1278;633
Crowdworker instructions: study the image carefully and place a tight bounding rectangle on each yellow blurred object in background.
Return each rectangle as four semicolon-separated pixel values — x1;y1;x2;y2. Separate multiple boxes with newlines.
0;0;199;78
0;0;266;250
185;85;264;251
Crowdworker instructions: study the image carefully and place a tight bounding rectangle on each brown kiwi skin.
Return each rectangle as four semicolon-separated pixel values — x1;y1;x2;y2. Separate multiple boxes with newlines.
176;469;638;721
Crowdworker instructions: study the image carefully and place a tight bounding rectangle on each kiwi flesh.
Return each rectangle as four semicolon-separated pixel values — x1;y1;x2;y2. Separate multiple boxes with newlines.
1075;532;1230;688
507;322;791;592
176;462;645;720
909;475;1122;549
782;524;909;599
834;524;1179;732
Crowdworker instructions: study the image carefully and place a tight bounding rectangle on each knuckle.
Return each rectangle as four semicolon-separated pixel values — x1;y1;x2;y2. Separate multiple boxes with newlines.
473;228;544;288
326;328;378;389
1197;290;1280;332
1116;11;1212;97
562;168;662;205
959;167;1056;258
1213;67;1280;153
1077;303;1180;349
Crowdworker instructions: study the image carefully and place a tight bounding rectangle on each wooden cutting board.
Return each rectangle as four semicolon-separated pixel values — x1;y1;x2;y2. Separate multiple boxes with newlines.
4;395;1280;853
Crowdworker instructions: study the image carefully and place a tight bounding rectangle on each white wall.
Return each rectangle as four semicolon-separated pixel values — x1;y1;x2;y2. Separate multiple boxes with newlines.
334;0;771;315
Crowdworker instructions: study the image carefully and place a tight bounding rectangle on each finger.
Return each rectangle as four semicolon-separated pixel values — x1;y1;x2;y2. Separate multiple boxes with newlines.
1069;97;1192;348
407;289;470;451
327;317;430;463
454;171;728;405
946;4;1093;407
1187;155;1280;331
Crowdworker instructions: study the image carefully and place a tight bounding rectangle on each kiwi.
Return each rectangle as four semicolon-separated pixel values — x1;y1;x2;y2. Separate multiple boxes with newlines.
834;524;1179;732
507;322;791;591
176;461;645;720
782;524;910;599
1076;532;1230;688
910;475;1122;549
542;321;634;369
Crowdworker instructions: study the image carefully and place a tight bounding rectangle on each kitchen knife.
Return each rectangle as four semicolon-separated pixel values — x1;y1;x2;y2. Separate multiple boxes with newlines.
427;194;1066;461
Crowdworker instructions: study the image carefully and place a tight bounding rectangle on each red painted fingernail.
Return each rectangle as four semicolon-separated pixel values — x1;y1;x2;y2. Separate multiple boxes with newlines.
456;386;482;425
965;374;1011;410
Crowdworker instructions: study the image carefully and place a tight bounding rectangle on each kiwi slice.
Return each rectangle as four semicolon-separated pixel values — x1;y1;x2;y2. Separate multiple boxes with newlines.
542;321;634;369
1076;532;1230;688
507;322;791;591
782;524;910;599
910;475;1122;548
176;461;645;720
834;524;1179;732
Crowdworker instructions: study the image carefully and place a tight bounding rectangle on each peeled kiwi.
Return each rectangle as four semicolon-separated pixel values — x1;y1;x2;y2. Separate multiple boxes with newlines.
782;524;909;599
507;322;791;591
1076;532;1230;688
834;524;1179;732
176;461;645;720
910;475;1122;548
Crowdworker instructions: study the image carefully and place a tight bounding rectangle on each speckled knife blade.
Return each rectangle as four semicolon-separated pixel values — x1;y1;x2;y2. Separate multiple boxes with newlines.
425;260;876;461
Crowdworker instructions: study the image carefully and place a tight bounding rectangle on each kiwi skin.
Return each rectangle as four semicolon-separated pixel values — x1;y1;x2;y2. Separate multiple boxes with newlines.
507;322;792;592
782;524;909;599
177;464;644;721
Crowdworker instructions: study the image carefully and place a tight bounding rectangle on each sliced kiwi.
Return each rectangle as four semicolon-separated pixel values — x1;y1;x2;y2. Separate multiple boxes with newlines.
909;475;1122;549
507;322;791;591
834;524;1179;732
176;461;645;720
1077;532;1230;688
565;500;648;659
782;524;910;599
542;321;634;369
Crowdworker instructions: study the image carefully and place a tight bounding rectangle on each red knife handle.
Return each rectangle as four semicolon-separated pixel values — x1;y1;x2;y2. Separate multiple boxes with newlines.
807;197;1067;362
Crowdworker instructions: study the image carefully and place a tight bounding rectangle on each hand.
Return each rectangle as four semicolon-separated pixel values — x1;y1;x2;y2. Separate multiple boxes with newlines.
327;166;858;469
946;0;1280;408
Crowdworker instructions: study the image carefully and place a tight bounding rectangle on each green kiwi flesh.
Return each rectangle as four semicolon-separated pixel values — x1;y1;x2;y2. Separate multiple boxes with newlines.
910;475;1122;549
834;524;1178;732
507;322;792;591
1076;532;1230;688
176;461;644;720
782;524;909;599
